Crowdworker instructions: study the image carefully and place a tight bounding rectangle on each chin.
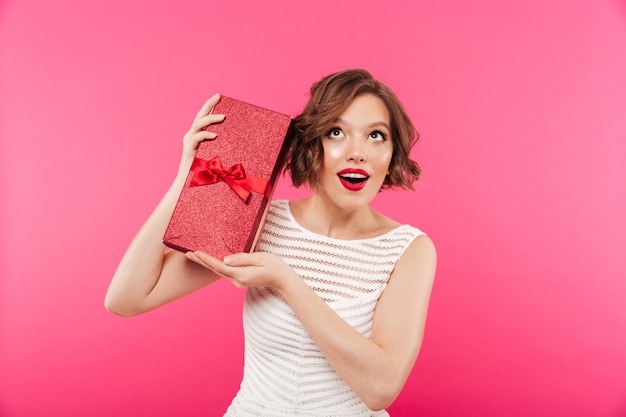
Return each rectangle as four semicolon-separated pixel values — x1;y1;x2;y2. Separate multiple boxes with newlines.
328;190;376;211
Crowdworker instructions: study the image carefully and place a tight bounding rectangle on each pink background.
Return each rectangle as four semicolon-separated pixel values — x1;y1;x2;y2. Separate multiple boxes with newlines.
1;0;625;416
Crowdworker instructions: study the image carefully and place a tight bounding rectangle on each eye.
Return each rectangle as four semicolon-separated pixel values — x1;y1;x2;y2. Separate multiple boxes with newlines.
368;130;386;141
327;128;345;138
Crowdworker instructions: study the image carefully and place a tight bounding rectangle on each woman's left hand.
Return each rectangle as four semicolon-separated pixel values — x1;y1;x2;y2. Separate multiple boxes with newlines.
186;251;295;290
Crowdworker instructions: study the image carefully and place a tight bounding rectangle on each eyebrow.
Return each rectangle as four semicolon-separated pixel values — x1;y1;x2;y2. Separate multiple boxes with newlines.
335;118;391;131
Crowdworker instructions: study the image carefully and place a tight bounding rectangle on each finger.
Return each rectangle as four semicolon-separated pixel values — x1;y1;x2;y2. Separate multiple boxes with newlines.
186;250;219;269
223;252;262;267
193;251;239;276
184;131;218;154
185;251;217;271
190;250;219;267
189;129;218;145
195;93;221;119
194;113;226;132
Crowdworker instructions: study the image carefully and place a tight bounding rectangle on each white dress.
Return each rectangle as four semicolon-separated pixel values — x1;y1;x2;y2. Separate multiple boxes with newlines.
223;200;425;417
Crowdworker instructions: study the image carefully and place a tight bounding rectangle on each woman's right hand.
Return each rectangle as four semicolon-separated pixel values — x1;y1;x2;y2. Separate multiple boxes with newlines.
105;94;226;316
177;93;226;179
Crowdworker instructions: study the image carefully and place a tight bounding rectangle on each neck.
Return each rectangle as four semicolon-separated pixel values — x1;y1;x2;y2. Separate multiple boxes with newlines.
297;194;377;240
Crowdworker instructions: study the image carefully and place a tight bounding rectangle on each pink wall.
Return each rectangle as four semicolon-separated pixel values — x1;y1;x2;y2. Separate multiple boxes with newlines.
1;0;625;416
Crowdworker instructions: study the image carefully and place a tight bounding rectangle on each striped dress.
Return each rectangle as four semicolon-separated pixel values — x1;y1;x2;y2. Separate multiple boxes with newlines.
223;200;424;417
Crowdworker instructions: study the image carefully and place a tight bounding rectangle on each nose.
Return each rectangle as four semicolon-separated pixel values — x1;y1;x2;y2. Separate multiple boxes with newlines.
346;138;367;162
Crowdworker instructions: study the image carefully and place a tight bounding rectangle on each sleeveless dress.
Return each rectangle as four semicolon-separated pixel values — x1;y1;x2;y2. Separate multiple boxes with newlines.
223;200;425;417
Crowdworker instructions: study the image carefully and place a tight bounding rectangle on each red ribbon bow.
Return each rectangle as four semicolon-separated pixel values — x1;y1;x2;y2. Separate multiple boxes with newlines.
189;156;269;203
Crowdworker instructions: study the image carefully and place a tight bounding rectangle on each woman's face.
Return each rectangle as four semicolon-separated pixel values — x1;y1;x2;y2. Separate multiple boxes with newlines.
316;93;393;210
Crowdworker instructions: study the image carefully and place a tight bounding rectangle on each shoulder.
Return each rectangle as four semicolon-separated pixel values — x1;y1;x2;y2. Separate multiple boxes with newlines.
267;199;290;218
405;233;436;259
392;233;436;284
270;199;288;209
263;200;292;230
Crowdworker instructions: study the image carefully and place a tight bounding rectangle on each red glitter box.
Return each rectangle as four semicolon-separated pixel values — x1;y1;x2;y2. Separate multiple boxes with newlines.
163;96;292;259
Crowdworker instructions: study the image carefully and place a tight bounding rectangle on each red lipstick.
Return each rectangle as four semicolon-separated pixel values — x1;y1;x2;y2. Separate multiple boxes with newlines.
337;168;369;191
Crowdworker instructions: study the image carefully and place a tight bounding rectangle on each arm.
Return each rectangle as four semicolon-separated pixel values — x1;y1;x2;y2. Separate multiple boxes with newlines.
104;94;226;316
189;234;436;410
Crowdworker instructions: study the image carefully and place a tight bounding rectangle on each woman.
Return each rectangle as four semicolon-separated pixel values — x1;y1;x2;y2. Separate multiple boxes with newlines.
105;69;436;416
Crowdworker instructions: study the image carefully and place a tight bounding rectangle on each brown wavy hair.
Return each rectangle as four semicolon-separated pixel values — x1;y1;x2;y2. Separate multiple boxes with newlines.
283;68;421;191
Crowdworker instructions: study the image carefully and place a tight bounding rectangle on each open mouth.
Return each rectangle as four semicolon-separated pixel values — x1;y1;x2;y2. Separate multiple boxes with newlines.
338;173;368;184
337;169;369;191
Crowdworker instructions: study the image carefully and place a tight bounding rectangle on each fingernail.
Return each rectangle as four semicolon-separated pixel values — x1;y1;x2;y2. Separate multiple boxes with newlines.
223;256;232;265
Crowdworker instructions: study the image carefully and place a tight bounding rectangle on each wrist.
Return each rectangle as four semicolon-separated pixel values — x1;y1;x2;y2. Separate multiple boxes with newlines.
274;269;305;299
169;170;189;196
175;156;194;182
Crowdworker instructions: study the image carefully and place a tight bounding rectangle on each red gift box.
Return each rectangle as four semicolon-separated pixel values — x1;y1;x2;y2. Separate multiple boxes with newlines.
163;96;292;259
